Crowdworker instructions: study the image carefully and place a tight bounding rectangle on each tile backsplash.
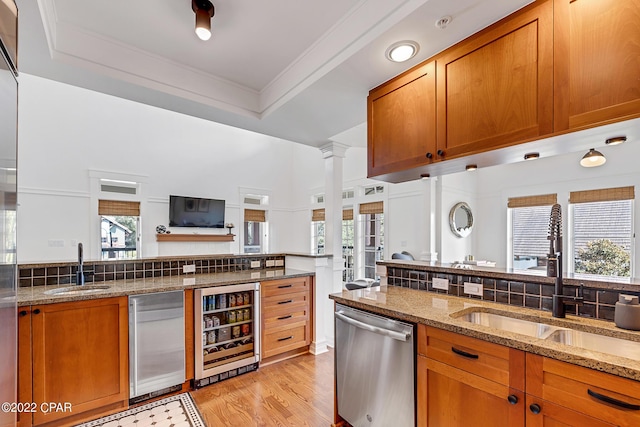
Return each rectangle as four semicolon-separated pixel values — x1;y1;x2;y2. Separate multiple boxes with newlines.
19;254;286;287
386;267;639;322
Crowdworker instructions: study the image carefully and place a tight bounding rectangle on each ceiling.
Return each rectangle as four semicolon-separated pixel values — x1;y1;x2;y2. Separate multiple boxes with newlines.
17;0;533;148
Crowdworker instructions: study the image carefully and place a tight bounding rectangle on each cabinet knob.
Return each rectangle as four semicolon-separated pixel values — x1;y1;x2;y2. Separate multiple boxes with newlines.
507;395;518;405
437;150;445;157
529;403;541;414
426;152;433;159
33;308;41;315
19;310;28;317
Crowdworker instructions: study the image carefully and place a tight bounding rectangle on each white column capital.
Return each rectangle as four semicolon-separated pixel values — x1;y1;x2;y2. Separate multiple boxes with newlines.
319;142;350;159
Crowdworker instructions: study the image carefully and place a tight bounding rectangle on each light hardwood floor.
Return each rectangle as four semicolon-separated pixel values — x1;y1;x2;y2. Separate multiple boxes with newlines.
191;350;335;427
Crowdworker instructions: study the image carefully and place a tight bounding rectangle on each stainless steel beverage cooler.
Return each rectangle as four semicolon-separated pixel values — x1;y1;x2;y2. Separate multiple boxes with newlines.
195;282;260;386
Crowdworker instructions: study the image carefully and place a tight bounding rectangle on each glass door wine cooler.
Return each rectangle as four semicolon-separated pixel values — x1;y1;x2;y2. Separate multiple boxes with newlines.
194;282;260;386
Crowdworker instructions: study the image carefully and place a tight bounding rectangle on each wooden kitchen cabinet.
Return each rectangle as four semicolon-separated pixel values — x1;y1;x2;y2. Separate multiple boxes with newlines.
367;60;436;178
526;354;640;427
18;297;129;426
417;325;525;426
261;276;313;362
435;0;553;160
553;0;640;132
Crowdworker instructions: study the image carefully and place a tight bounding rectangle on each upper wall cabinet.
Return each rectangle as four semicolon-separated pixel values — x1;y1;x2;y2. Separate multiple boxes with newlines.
553;0;640;131
367;61;436;178
435;0;553;160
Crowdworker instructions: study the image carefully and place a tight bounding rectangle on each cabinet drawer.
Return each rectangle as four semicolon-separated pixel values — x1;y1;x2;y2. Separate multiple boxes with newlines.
263;325;308;358
263;290;309;310
263;306;309;333
526;354;640;426
262;277;309;297
418;325;525;389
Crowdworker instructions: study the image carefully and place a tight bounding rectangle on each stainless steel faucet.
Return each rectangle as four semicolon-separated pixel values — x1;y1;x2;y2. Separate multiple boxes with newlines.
76;242;85;286
548;204;582;317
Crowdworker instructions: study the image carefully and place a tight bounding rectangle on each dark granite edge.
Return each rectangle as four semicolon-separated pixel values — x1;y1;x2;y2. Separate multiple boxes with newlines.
18;270;315;307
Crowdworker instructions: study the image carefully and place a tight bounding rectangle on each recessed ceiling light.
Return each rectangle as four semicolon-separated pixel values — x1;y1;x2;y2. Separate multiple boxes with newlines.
435;16;452;29
420;173;430;179
605;136;627;146
579;148;606;167
385;41;420;63
524;152;540;160
465;164;477;171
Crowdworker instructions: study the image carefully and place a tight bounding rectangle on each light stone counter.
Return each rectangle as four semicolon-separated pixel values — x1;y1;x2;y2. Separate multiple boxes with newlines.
18;268;313;306
330;285;640;381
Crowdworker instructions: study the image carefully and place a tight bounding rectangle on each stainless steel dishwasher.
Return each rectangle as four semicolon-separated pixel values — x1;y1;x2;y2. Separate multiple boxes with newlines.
129;290;185;403
335;303;415;427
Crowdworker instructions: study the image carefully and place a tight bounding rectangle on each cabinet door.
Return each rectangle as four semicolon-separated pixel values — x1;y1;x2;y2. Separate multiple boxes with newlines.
525;395;615;427
417;355;524;427
436;0;553;159
367;61;436;178
554;0;640;131
31;297;128;425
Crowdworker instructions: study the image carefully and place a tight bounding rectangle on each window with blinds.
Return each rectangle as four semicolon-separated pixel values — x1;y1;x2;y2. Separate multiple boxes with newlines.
99;200;140;260
244;208;266;254
569;186;634;282
508;194;557;273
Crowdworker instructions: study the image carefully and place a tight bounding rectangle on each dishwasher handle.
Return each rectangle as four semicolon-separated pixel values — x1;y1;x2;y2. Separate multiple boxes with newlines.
335;311;411;341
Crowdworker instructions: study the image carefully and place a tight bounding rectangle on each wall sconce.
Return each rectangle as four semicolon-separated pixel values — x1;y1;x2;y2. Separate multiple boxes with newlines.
192;0;215;41
580;148;606;167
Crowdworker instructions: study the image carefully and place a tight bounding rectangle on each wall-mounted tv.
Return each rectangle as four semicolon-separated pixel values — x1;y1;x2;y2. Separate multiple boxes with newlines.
169;195;225;228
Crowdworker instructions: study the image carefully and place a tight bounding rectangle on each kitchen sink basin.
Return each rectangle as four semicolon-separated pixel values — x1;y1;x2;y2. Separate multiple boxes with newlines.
43;285;111;296
456;309;640;361
458;311;558;339
546;329;640;360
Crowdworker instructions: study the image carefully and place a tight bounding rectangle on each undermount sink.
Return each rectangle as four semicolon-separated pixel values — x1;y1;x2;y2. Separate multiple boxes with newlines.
546;329;640;360
458;311;557;339
43;285;111;296
456;309;640;361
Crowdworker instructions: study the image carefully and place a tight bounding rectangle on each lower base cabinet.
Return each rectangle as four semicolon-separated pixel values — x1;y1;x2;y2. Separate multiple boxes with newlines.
417;325;640;427
18;297;129;426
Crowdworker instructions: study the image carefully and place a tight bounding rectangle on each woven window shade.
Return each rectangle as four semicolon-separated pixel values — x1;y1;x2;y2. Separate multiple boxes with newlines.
569;186;635;204
507;194;557;208
343;209;353;221
245;208;266;222
98;200;140;216
311;208;325;222
359;201;383;215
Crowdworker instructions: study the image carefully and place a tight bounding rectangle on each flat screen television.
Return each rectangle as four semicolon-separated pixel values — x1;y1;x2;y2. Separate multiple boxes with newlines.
169;195;225;228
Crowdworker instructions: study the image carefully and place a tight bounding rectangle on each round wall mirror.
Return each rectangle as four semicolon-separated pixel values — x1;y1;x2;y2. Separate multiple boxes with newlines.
449;202;473;238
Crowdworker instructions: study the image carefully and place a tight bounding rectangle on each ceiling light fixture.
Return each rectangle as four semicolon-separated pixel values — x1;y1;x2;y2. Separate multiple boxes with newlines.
465;164;477;171
579;148;606;167
385;41;419;63
524;152;540;160
435;16;452;30
605;136;627;146
420;173;430;179
192;0;215;41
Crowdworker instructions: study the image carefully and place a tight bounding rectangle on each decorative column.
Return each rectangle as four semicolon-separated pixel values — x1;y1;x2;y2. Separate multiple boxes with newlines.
318;141;349;347
419;176;439;261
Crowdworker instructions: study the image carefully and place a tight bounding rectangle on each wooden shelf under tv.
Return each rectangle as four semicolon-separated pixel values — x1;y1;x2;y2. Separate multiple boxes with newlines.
156;234;235;242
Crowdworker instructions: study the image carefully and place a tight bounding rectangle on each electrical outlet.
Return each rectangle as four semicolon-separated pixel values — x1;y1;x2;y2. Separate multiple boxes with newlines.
275;259;284;267
250;260;261;268
464;282;483;296
432;278;449;290
182;264;196;273
266;260;275;267
182;277;195;286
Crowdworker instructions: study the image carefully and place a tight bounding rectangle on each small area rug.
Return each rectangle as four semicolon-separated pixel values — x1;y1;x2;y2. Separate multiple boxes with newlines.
76;393;205;427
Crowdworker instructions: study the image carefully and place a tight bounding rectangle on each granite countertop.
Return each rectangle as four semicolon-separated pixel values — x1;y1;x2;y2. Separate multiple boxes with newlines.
379;259;640;290
18;268;313;306
330;285;640;381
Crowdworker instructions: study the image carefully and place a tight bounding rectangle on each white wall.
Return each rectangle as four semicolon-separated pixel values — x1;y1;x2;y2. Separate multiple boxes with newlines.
17;74;321;262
